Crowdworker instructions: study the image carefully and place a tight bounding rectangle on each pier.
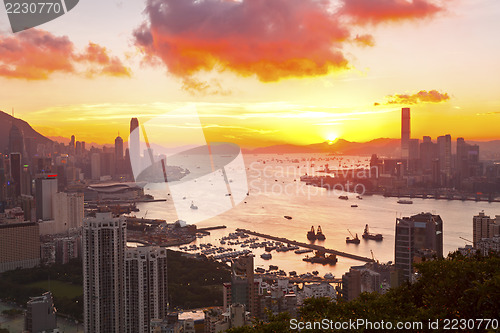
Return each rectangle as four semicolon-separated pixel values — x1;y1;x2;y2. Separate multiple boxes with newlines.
236;229;374;263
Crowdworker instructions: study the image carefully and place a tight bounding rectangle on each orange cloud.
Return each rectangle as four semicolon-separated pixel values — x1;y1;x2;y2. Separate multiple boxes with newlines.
134;0;451;84
78;42;131;77
340;0;445;25
385;90;451;105
353;34;375;47
133;0;351;82
0;29;130;80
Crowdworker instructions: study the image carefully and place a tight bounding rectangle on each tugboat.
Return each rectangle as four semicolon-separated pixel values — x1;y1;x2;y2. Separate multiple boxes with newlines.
260;253;272;260
338;195;349;200
316;226;326;240
307;226;316;241
362;224;383;241
190;201;198;210
284;215;293;220
346;229;360;244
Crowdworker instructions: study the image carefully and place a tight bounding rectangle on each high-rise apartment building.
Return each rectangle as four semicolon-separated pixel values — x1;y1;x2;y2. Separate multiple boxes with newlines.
125;246;168;333
473;211;499;247
395;212;443;281
229;255;256;317
83;212;126;333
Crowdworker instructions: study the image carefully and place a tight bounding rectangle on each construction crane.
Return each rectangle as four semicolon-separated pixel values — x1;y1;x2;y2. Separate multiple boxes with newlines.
370;249;379;263
459;236;473;244
347;229;356;239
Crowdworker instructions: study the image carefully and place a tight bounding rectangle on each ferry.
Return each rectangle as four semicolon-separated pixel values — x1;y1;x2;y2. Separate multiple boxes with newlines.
284;215;293;220
338;195;349;200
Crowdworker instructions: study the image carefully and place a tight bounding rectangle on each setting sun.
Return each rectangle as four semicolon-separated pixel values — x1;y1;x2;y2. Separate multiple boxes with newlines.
326;133;338;143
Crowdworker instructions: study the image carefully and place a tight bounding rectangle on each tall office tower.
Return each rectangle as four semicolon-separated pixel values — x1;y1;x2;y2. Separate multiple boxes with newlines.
230;255;256;317
81;141;86;152
9;124;24;154
395;212;443;281
420;137;438;173
69;135;75;153
401;108;411;161
83;212;126;333
0;155;6;208
473;211;499;247
437;134;452;181
90;153;101;180
35;173;58;221
125;247;168;333
115;135;124;161
10;152;22;198
456;138;480;180
0;222;40;273
129;118;140;171
32;157;52;174
25;292;58;333
76;141;82;156
100;152;115;178
408;138;420;172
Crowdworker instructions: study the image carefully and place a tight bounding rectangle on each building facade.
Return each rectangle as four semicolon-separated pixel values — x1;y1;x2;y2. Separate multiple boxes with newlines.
83;212;126;333
125;246;168;333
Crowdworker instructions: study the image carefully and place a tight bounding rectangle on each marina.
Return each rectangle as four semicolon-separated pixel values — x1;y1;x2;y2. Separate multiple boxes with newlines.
236;228;375;263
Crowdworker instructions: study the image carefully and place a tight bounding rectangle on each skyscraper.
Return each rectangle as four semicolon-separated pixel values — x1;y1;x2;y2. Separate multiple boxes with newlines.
129;118;140;176
401;108;410;161
125;246;168;333
35;173;58;221
90;153;101;180
395;212;443;281
10;152;22;198
437;134;452;182
9;123;24;154
115;135;124;161
83;212;126;333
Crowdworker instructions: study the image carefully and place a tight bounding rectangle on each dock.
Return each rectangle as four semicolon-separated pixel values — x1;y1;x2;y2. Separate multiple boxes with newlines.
236;228;374;263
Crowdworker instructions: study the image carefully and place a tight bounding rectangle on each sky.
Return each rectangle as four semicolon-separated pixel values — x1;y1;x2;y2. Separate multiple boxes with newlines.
0;0;499;148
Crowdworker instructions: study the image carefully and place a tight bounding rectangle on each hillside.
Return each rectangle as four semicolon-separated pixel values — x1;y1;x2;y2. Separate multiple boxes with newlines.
0;110;52;153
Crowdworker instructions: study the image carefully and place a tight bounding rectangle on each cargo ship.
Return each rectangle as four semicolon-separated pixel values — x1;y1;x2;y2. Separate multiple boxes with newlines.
362;224;383;241
346;229;360;244
303;251;337;265
316;226;326;240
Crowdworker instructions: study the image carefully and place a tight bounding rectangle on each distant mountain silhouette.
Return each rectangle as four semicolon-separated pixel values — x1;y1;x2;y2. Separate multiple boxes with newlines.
243;138;500;159
244;138;401;157
0;110;52;153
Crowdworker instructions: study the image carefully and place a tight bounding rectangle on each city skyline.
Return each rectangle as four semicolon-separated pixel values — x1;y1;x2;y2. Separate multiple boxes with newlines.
0;0;499;147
